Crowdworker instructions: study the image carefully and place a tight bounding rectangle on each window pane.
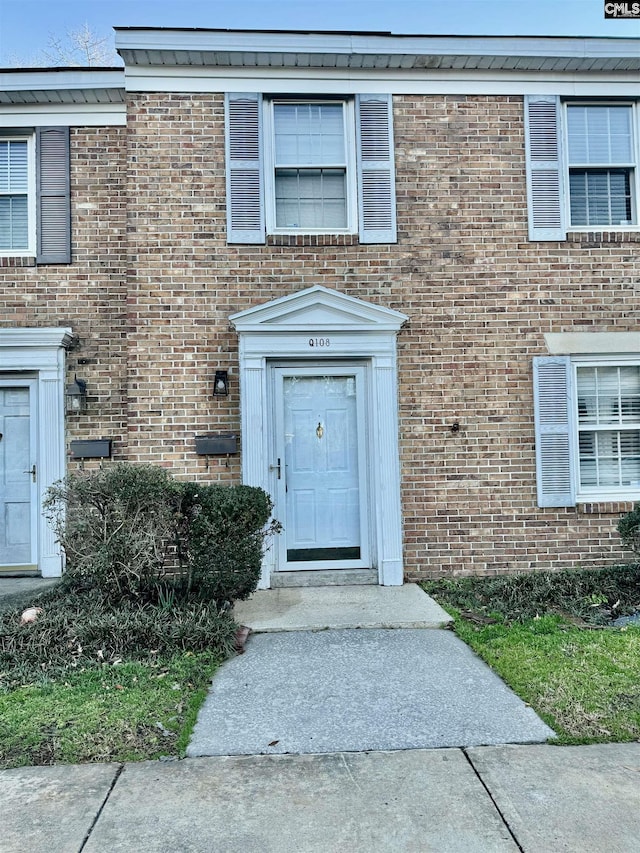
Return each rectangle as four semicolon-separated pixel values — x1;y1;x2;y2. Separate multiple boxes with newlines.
274;103;345;166
0;140;28;193
0;196;28;250
569;169;633;226
577;365;640;491
275;168;347;229
567;105;633;164
577;366;640;426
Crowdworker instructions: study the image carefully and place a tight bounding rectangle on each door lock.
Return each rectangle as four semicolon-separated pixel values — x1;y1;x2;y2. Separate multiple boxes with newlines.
23;464;36;483
269;458;281;479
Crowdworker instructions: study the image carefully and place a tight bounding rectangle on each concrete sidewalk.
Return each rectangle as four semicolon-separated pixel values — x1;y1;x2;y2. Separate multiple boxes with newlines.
3;743;640;852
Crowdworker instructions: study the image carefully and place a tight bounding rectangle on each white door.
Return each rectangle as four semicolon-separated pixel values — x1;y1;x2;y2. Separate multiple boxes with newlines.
0;381;37;572
272;365;369;571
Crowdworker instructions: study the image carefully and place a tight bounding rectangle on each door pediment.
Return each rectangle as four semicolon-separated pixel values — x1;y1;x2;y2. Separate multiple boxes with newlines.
230;286;407;333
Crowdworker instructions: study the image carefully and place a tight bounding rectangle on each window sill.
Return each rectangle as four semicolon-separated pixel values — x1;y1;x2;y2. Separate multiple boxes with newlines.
577;500;636;515
0;256;36;268
266;233;360;248
566;230;640;244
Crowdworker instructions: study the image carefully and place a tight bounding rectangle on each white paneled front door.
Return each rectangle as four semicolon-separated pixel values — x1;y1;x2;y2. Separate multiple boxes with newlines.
273;365;369;571
0;381;37;572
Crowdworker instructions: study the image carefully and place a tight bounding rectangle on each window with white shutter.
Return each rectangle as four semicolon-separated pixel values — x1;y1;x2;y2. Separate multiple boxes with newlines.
525;97;640;239
533;355;640;506
225;93;396;244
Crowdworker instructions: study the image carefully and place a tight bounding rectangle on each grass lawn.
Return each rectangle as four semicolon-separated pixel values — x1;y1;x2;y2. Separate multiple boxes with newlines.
424;566;640;744
0;652;221;770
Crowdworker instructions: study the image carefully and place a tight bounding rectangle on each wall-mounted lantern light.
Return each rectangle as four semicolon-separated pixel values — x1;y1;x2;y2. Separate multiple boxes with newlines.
65;376;87;413
213;370;229;397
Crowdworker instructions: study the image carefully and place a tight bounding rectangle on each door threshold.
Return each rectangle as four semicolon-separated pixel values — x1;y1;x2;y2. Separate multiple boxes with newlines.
271;569;378;588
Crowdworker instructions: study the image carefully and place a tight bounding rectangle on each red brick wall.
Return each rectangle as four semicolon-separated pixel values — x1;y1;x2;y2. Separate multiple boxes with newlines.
0;127;128;463
3;94;638;577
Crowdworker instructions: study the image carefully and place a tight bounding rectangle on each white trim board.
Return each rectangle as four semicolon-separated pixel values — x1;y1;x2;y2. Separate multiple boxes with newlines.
0;327;71;577
230;286;407;588
124;66;640;96
545;332;640;354
0;104;127;128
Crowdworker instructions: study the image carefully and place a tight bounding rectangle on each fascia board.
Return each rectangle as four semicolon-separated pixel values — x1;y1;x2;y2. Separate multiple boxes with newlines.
114;29;640;62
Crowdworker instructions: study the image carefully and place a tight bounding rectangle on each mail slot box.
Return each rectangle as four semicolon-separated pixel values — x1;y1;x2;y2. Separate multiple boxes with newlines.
70;439;112;459
195;434;238;456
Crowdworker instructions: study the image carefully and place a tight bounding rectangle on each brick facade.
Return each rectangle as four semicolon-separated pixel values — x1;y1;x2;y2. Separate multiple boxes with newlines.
2;84;638;579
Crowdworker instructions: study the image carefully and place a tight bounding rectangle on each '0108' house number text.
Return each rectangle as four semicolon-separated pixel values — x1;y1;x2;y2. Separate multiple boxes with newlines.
308;337;330;348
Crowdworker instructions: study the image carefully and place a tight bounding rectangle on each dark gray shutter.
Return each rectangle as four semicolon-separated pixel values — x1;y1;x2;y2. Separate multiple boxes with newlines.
533;356;575;507
524;96;566;241
36;126;70;264
225;93;265;244
356;94;397;244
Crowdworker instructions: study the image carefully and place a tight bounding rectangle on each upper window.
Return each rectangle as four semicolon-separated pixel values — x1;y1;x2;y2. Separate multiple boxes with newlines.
566;104;636;228
267;101;355;233
0;136;35;255
525;95;640;240
225;92;396;245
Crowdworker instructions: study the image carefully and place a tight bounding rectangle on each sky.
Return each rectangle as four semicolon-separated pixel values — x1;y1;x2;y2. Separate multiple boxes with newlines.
1;0;639;66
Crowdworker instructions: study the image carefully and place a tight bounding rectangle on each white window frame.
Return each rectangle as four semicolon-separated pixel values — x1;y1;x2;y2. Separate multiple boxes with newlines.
263;98;358;235
572;355;640;503
564;101;640;232
0;133;36;257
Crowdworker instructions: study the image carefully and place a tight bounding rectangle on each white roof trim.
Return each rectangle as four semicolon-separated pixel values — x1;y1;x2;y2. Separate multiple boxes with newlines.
0;103;126;128
115;30;640;73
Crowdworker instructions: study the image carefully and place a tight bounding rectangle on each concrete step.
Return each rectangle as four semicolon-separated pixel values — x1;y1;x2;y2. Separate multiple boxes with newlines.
270;569;378;588
233;583;453;632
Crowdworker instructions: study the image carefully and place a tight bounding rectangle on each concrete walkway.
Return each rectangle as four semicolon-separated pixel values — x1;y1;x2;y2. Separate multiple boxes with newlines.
188;584;553;756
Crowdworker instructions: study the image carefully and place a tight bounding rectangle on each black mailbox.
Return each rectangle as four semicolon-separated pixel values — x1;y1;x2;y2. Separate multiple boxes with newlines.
195;434;238;456
70;439;112;459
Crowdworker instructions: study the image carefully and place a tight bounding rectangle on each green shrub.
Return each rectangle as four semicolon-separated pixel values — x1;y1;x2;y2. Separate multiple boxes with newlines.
44;464;182;600
618;503;640;557
45;464;280;606
179;483;280;604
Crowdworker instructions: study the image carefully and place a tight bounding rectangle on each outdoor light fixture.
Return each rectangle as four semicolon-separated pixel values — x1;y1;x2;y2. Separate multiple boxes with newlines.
65;376;87;413
213;370;229;397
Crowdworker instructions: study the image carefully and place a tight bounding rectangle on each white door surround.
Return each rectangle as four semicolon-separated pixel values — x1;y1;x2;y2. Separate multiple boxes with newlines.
0;327;72;577
230;285;407;588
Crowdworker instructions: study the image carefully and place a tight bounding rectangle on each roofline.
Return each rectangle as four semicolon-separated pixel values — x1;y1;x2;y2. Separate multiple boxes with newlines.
114;29;640;55
112;26;637;42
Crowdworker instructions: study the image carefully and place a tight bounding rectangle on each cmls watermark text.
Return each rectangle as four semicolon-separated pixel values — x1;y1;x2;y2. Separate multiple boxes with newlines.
605;2;640;16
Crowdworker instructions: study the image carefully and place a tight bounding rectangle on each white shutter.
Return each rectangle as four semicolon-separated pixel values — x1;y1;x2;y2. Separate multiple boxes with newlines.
356;94;397;244
36;127;70;264
225;93;265;244
524;96;566;241
533;356;575;507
